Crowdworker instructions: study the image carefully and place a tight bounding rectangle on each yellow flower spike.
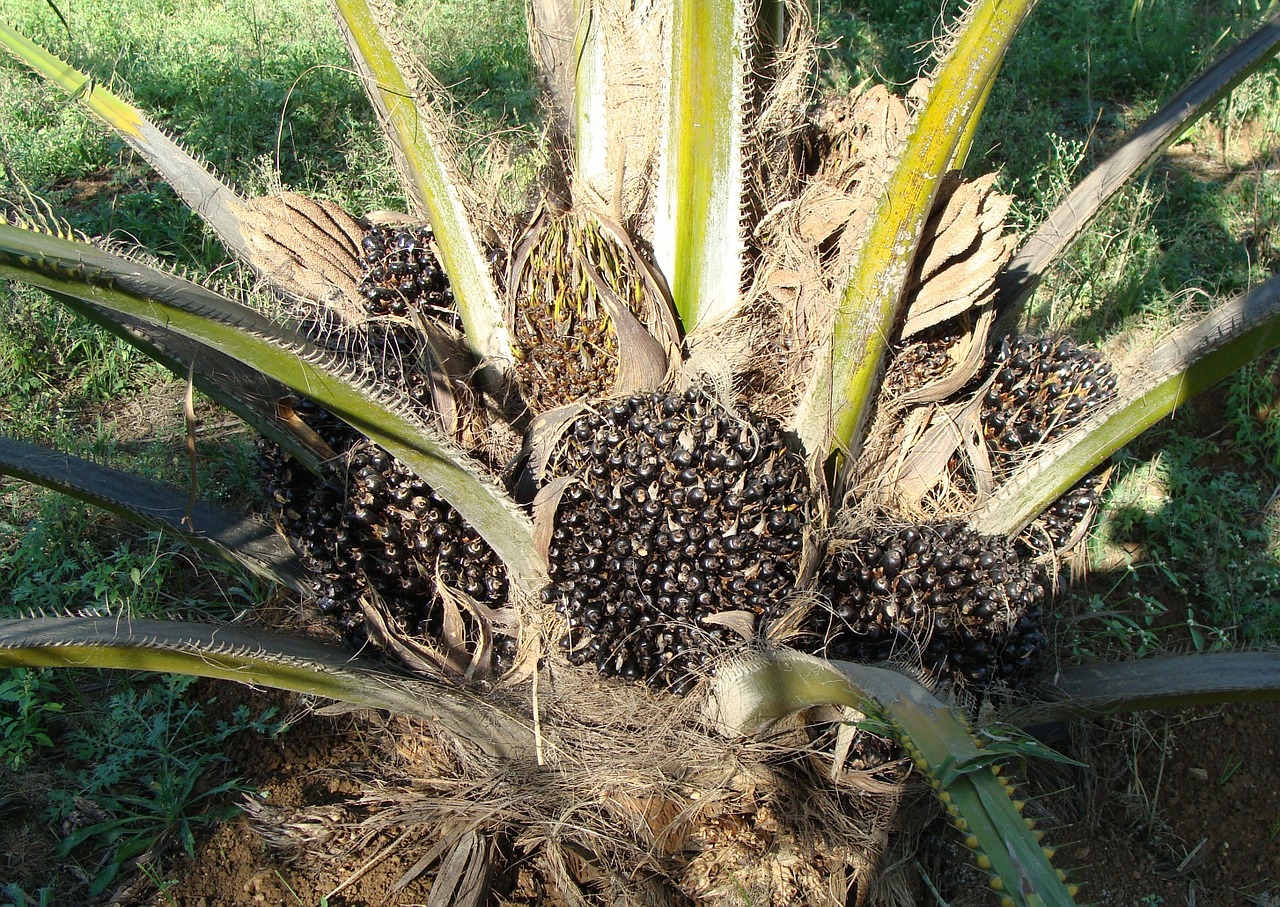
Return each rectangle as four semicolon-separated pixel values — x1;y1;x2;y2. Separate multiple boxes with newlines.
989;876;1005;892
965;835;980;849
976;854;992;870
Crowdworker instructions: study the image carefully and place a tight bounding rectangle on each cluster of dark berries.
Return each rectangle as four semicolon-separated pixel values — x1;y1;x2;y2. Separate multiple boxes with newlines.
540;388;809;693
886;324;963;395
806;523;1048;689
345;444;516;669
983;335;1117;465
1022;469;1106;557
357;224;455;321
258;403;368;645
258;406;515;671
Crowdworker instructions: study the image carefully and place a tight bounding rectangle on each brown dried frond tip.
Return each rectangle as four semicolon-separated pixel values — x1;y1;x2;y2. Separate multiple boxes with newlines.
901;173;1016;339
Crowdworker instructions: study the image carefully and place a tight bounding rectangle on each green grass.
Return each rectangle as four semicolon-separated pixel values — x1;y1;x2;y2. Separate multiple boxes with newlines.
48;673;284;898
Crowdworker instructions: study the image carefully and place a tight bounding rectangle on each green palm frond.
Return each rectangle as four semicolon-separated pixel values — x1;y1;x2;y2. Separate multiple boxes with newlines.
0;223;544;592
0;435;305;590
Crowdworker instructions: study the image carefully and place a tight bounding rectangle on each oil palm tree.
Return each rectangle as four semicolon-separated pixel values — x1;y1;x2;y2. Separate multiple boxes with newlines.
3;0;1280;903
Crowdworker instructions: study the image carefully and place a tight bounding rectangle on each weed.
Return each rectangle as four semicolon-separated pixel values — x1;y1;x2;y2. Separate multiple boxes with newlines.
48;673;285;898
0;668;63;768
1217;754;1244;785
0;884;54;907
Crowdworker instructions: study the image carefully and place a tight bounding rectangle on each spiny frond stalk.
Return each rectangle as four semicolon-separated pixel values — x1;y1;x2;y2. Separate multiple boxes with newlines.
708;649;1078;906
0;435;306;591
0;618;534;760
0;224;546;592
328;0;512;382
796;0;1040;469
996;7;1280;321
0;22;251;262
972;272;1280;536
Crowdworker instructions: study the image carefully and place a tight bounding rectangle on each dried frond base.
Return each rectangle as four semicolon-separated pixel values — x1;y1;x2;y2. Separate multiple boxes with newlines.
235;660;915;907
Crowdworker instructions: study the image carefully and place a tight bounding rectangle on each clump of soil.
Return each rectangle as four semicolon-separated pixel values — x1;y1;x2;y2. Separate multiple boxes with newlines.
1032;702;1280;906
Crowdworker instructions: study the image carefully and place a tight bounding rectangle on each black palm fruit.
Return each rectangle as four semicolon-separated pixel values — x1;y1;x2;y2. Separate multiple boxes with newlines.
884;323;963;396
980;335;1117;555
982;334;1117;470
540;388;810;693
357;223;456;323
258;408;515;671
806;522;1048;690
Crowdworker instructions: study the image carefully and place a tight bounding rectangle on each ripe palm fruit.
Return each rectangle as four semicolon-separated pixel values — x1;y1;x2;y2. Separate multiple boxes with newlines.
807;523;1048;690
980;335;1117;555
885;323;963;395
539;388;810;693
982;334;1118;470
258;401;368;645
258;406;515;671
357;223;455;322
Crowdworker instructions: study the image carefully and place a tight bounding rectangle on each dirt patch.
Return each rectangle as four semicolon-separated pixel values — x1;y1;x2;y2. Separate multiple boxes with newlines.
150;686;1280;907
1043;702;1280;906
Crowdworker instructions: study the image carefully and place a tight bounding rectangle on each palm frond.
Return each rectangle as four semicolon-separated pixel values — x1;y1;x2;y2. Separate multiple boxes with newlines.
0;435;305;590
0;21;251;261
327;0;513;381
796;0;1040;468
0;224;545;591
0;617;533;759
996;8;1280;321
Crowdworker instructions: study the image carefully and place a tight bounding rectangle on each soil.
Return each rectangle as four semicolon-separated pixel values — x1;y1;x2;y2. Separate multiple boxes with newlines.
14;676;1270;906
1044;702;1280;906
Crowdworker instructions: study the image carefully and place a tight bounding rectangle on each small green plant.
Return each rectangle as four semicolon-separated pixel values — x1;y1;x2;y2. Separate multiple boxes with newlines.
49;674;284;898
0;667;62;768
0;883;54;907
1217;754;1244;785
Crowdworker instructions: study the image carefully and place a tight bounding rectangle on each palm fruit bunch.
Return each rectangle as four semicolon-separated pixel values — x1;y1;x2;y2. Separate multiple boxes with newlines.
259;228;517;669
982;334;1118;469
979;334;1117;554
510;212;653;412
883;323;964;396
343;443;517;667
539;387;809;694
259;425;515;669
356;223;455;321
257;402;368;644
806;523;1048;690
